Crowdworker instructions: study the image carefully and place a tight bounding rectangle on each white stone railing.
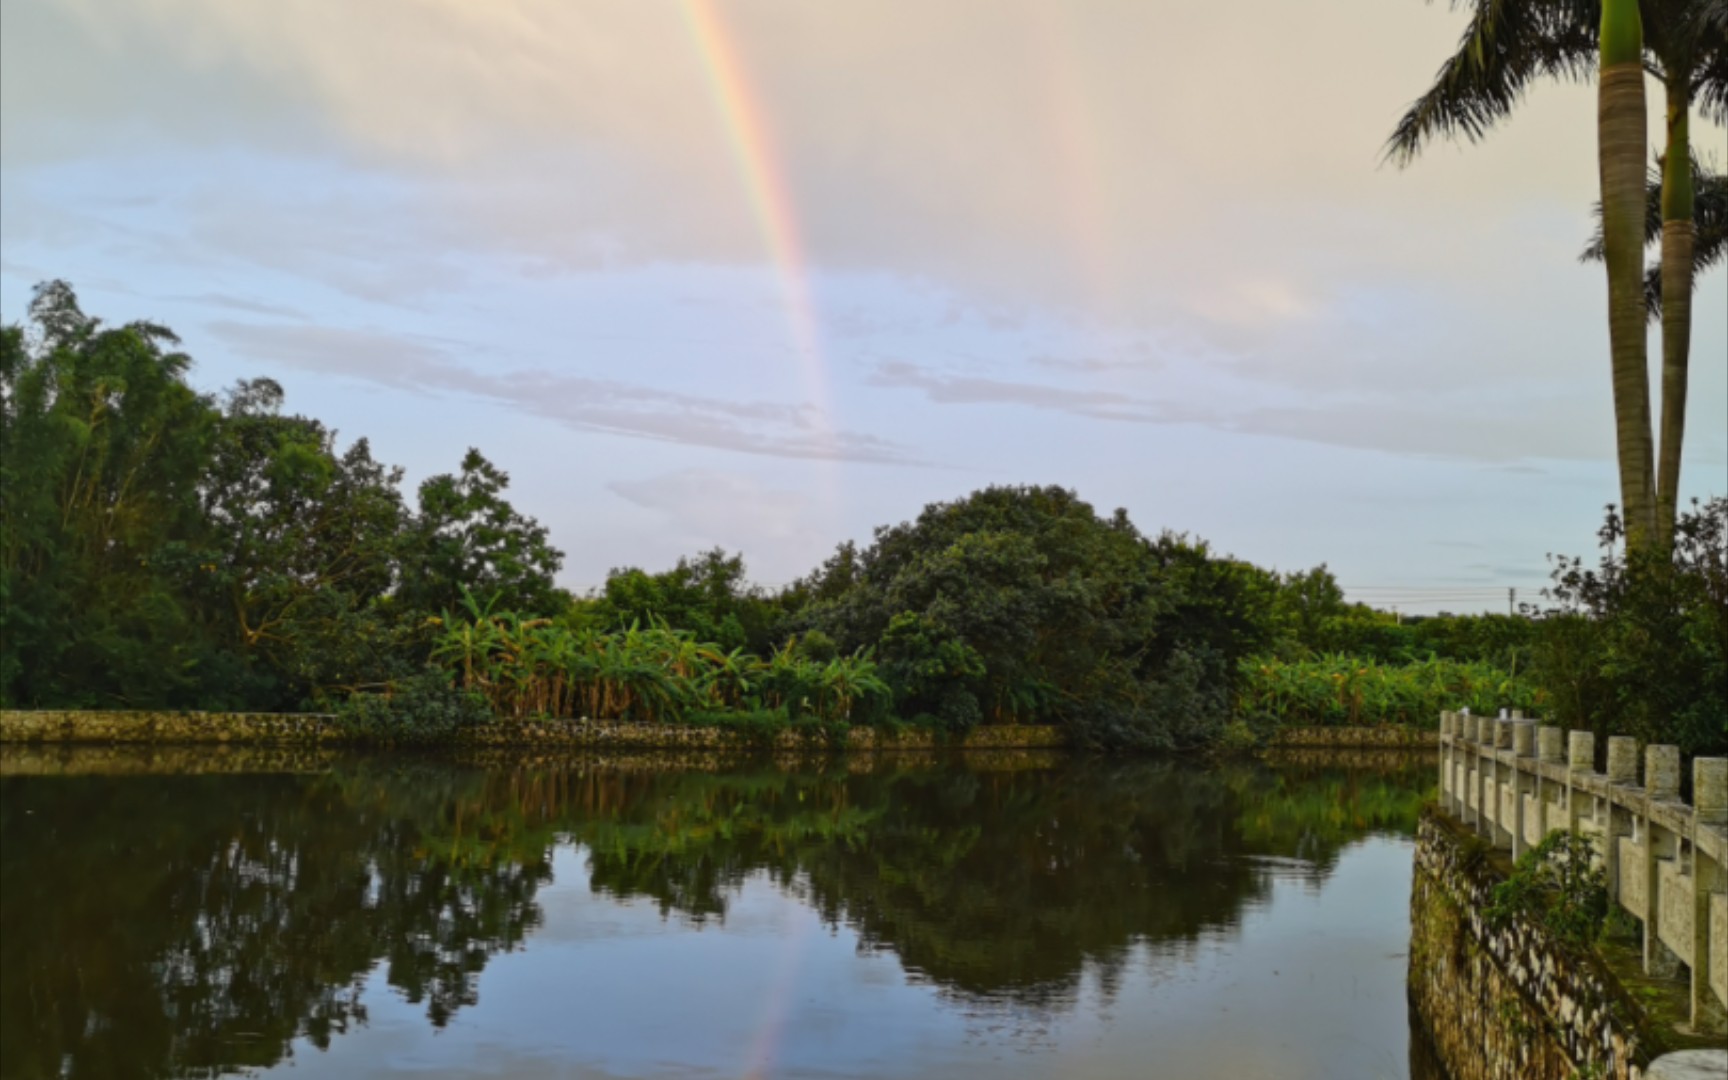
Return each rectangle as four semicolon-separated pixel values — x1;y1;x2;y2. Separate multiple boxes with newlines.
1437;710;1728;1032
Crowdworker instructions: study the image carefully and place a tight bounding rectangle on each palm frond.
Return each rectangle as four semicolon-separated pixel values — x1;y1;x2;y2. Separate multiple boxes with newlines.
1386;0;1601;166
1580;153;1728;318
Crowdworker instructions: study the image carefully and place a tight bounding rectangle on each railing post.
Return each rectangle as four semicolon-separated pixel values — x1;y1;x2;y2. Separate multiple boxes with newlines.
1439;711;1454;813
1602;736;1638;912
1538;726;1563;764
1538;726;1563;841
1567;730;1595;863
1467;713;1485;833
1511;721;1536;858
1607;736;1638;783
1646;744;1681;801
1692;758;1727;1029
1641;745;1683;977
1699;759;1728;826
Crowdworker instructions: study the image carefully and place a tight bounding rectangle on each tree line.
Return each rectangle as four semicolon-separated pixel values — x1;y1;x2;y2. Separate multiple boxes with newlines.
2;281;1721;752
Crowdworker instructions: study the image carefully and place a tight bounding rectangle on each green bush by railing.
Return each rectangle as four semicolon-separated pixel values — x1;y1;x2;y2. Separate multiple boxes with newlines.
1236;654;1542;728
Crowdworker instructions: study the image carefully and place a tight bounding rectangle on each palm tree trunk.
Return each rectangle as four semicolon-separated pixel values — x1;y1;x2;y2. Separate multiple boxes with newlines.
1656;77;1694;553
1598;0;1657;550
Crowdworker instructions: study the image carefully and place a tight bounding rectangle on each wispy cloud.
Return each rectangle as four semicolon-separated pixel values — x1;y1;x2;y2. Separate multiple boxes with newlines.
208;320;920;465
866;360;1179;423
1028;345;1164;374
867;357;1626;464
169;292;308;320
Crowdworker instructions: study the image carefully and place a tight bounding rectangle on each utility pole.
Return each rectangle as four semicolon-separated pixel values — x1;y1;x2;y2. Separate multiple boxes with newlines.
1508;588;1516;616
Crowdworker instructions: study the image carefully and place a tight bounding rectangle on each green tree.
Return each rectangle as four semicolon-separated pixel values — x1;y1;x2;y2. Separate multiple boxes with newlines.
1531;498;1728;756
1584;153;1728;548
1387;0;1727;550
1600;0;1658;548
196;378;412;705
585;547;785;653
797;486;1270;746
1272;565;1348;655
400;449;566;618
0;281;218;707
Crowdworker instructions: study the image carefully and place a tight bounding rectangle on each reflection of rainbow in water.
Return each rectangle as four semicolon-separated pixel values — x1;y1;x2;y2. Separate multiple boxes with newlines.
740;897;816;1078
679;0;840;469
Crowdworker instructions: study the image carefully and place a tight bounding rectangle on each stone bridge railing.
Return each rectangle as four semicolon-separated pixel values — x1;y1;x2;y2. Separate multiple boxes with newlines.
1437;710;1727;1032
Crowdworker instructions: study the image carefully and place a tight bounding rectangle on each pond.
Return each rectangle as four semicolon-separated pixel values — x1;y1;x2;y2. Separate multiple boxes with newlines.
0;750;1447;1080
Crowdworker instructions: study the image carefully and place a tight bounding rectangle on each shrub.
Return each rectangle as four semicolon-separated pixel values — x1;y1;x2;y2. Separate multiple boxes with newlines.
1484;832;1608;948
1529;499;1728;758
333;667;491;744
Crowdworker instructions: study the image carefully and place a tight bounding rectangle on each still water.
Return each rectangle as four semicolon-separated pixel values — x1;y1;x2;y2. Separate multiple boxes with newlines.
1;751;1445;1080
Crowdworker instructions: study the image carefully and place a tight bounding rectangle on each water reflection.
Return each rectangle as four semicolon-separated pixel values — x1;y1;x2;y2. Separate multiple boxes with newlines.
0;754;1433;1079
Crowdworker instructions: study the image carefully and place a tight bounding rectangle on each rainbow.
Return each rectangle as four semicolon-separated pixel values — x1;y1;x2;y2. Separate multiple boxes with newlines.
679;0;836;451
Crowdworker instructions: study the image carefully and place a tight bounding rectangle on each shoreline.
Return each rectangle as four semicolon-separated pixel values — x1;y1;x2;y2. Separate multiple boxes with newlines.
1;709;1438;754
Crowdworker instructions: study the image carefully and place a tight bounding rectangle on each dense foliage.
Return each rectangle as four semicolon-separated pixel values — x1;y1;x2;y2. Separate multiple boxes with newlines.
1237;655;1542;729
3;282;1721;752
1527;500;1728;758
1;283;561;712
433;591;888;726
782;487;1278;747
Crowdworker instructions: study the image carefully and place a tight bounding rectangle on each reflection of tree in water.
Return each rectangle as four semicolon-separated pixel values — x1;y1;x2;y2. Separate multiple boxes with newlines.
575;760;1431;1002
0;767;550;1080
0;757;1431;1078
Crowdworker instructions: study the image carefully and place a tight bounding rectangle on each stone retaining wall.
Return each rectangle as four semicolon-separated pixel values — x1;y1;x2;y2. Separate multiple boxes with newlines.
0;712;1438;752
0;710;343;743
453;718;1068;751
0;710;1066;752
1410;808;1655;1080
1265;725;1438;749
0;744;1070;776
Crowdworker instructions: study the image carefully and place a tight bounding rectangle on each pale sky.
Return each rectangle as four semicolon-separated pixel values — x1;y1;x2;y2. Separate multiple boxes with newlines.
3;0;1723;612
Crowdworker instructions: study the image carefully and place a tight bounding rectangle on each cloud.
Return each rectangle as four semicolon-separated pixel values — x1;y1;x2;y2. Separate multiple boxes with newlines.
206;320;920;465
3;0;1722;477
0;0;1616;308
169;292;308;320
1028;344;1165;374
866;360;1178;424
867;356;1625;464
605;469;834;585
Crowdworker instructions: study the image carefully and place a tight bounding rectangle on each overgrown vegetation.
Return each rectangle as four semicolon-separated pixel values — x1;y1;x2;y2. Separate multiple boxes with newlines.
1484;832;1609;949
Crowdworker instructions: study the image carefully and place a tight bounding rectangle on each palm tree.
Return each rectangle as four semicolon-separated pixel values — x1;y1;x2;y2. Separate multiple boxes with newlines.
1583;155;1728;314
1600;0;1656;548
1387;0;1726;551
1583;149;1728;547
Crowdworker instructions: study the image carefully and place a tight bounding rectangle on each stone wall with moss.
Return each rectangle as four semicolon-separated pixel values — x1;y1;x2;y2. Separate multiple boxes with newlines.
1267;726;1438;749
451;719;1067;751
0;743;1070;776
0;710;1066;752
0;710;344;743
1409;808;1659;1080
